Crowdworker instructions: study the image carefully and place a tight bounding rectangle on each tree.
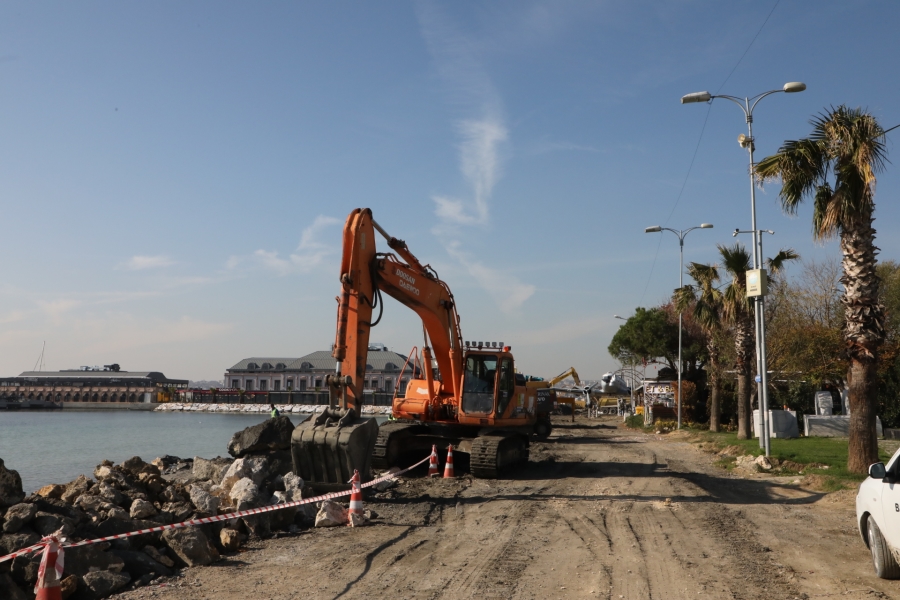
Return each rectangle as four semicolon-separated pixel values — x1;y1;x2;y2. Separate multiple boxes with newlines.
690;243;798;439
608;307;705;376
756;105;888;473
675;262;725;431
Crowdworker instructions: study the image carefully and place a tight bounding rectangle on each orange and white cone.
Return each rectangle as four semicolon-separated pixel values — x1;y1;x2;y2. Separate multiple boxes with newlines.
443;444;455;478
427;444;440;477
34;534;65;600
348;470;364;517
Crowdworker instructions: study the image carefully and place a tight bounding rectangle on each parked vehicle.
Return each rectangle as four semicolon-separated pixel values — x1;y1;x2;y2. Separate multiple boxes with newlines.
856;447;900;578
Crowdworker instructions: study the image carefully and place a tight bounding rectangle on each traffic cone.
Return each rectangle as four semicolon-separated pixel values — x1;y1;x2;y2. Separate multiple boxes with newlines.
348;470;364;517
443;444;455;478
427;444;440;477
34;535;64;600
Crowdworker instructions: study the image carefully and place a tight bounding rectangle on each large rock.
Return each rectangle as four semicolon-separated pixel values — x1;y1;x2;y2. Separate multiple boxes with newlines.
192;456;232;482
219;527;243;551
129;498;157;519
0;573;28;600
315;501;348;527
189;487;220;516
0;530;40;555
64;544;125;577
2;502;37;533
227;416;294;457
221;457;268;493
32;511;76;536
88;518;163;550
83;570;131;597
0;458;25;507
143;545;175;568
60;474;93;504
282;472;304;500
161;527;219;567
228;478;262;511
35;483;66;499
121;456;161;478
110;548;173;578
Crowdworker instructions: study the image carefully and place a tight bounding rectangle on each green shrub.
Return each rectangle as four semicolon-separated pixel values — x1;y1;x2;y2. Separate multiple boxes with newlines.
624;415;645;429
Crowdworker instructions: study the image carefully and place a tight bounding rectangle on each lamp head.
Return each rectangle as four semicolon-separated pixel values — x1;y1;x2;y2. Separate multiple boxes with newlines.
700;223;713;229
645;226;662;233
681;91;712;104
783;82;806;93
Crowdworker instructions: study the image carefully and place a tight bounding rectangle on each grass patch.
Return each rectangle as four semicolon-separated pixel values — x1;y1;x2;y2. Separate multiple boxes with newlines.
624;415;645;429
692;431;894;490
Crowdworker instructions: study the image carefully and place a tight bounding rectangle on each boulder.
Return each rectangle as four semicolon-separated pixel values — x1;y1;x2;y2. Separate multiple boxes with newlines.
60;474;93;504
160;501;193;521
161;527;219;567
129;498;157;519
220;527;242;551
0;458;25;507
110;548;173;578
30;497;87;524
36;483;66;499
83;569;131;597
143;545;175;568
221;457;269;492
315;501;348;527
93;460;114;480
0;530;40;555
64;544;125;577
97;483;129;507
755;455;774;470
106;506;129;520
2;502;37;533
229;478;262;511
88;518;163;550
192;456;232;482
121;456;161;478
152;455;181;471
0;573;28;600
282;472;304;500
60;574;78;599
32;511;75;536
189;487;220;516
227;416;294;457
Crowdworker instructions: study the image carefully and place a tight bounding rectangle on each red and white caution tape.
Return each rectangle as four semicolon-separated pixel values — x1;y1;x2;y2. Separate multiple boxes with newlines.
34;534;65;594
0;454;430;564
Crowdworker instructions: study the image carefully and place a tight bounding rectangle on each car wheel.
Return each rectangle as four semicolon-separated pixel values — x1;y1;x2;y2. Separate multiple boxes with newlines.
867;517;900;579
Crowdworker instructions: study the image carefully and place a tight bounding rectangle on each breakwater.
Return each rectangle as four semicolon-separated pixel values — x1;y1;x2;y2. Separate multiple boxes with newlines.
155;403;394;415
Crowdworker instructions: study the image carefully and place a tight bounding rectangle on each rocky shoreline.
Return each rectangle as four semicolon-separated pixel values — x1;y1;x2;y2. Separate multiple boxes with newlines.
0;416;377;599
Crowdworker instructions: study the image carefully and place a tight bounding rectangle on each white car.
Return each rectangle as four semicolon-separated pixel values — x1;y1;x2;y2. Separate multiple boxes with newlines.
857;449;900;578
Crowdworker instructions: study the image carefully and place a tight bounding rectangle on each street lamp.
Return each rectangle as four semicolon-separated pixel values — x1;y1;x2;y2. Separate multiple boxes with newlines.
644;223;714;429
682;82;806;456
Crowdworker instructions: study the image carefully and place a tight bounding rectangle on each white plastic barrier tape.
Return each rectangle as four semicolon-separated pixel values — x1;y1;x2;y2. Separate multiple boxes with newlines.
0;454;430;564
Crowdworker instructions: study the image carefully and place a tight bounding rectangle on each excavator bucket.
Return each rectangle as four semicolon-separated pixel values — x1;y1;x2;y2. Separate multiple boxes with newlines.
291;408;379;492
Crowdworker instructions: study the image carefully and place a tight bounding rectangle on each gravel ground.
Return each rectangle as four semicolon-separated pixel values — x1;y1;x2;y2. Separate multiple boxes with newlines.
111;416;900;600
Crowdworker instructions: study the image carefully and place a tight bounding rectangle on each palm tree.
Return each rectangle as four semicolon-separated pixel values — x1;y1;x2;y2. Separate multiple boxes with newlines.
756;105;888;473
675;262;725;431
686;244;798;438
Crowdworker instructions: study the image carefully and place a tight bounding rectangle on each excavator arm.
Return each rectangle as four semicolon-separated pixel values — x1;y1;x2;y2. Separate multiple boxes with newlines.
331;208;463;410
548;367;581;388
293;208;464;489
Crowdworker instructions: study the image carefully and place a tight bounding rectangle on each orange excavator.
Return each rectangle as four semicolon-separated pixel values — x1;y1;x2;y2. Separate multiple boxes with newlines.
291;208;552;489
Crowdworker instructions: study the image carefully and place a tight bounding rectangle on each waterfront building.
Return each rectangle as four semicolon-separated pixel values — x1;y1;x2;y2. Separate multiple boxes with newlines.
0;366;189;404
223;344;420;394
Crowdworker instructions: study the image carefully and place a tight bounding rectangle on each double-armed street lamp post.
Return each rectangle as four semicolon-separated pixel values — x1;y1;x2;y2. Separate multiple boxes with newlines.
644;224;714;429
681;82;806;455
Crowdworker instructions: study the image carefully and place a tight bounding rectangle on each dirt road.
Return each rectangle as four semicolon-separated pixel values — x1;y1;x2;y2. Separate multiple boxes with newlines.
113;417;899;600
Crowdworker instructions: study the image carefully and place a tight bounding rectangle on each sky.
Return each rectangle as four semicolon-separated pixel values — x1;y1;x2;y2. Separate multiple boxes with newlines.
1;1;898;382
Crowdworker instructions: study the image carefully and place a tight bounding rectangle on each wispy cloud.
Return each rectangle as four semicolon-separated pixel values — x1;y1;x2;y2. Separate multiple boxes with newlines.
445;242;534;313
121;255;175;271
228;215;341;276
418;3;531;312
512;316;609;346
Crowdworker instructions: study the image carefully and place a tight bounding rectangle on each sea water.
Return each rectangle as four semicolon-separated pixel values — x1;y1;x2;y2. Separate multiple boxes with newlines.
0;411;308;493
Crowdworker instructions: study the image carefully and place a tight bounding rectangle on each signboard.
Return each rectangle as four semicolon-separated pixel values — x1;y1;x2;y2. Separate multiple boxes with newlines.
746;269;768;297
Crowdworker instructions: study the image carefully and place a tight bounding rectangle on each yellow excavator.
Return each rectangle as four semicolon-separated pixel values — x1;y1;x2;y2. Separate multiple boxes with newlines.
525;367;588;422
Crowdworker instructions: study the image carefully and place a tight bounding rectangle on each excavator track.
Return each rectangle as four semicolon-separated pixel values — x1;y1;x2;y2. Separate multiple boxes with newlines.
371;421;423;471
470;434;529;479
